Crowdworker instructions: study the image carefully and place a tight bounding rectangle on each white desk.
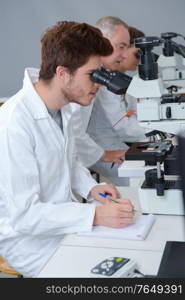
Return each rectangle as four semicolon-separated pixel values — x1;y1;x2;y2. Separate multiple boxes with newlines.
38;245;161;278
38;186;185;278
61;187;184;252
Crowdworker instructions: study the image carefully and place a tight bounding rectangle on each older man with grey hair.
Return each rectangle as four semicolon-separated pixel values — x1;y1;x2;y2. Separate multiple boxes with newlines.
79;16;146;186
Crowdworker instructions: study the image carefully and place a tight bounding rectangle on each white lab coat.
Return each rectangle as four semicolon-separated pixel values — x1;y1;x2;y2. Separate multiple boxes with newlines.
0;68;99;277
68;102;104;167
87;86;146;148
68;102;130;186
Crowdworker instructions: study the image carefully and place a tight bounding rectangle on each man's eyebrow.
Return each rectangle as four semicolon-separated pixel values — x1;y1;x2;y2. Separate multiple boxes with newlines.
120;42;129;47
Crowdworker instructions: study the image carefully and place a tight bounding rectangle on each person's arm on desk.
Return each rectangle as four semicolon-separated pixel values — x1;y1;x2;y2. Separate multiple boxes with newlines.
103;150;127;163
90;184;135;228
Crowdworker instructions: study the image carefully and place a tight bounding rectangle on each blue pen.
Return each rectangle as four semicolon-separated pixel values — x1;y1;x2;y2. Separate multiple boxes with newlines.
111;162;115;168
98;192;118;203
98;193;137;212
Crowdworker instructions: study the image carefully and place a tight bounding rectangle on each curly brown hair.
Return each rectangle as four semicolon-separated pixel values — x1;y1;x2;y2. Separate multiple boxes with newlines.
39;21;113;80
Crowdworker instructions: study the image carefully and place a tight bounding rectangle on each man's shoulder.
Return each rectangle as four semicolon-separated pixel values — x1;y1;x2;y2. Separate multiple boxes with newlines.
0;90;38;133
0;91;23;117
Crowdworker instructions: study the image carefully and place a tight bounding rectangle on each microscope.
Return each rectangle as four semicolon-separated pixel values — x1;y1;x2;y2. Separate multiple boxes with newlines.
91;45;185;214
124;140;184;215
157;32;185;93
124;35;185;215
126;36;185;135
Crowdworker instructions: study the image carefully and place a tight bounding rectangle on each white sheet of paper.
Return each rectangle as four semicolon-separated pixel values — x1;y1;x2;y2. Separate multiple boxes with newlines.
78;214;155;241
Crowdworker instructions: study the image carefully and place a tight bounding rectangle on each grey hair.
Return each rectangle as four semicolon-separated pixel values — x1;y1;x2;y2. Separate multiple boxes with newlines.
95;16;128;37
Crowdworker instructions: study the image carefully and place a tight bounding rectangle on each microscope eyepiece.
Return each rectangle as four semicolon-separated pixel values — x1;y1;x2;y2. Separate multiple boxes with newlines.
134;36;162;80
91;68;132;94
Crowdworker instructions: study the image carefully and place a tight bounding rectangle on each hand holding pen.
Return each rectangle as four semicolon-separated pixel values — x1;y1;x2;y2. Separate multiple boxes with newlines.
98;192;119;203
111;151;127;169
103;150;126;164
93;192;135;228
90;184;135;228
98;193;136;213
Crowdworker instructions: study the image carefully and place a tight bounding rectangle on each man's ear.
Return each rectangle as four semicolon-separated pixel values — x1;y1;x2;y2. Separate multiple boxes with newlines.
56;66;68;79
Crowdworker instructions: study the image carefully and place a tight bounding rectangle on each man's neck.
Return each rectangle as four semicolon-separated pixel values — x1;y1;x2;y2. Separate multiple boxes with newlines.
34;79;69;111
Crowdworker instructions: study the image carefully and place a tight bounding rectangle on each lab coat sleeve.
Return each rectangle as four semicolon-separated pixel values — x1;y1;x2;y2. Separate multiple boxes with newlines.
70;158;101;199
67;105;106;197
74;132;105;167
71;103;105;167
0;128;96;236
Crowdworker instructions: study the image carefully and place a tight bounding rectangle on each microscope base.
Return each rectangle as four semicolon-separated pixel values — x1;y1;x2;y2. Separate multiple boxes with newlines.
138;187;184;215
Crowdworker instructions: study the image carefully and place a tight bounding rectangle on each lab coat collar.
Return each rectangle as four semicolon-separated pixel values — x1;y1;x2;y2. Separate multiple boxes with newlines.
22;68;50;120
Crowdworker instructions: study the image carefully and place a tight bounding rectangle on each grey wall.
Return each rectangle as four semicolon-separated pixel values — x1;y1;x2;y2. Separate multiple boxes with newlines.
0;0;185;97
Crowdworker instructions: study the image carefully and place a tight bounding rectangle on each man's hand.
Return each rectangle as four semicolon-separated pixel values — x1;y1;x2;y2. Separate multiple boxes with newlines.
103;150;127;163
90;184;120;204
93;198;135;228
